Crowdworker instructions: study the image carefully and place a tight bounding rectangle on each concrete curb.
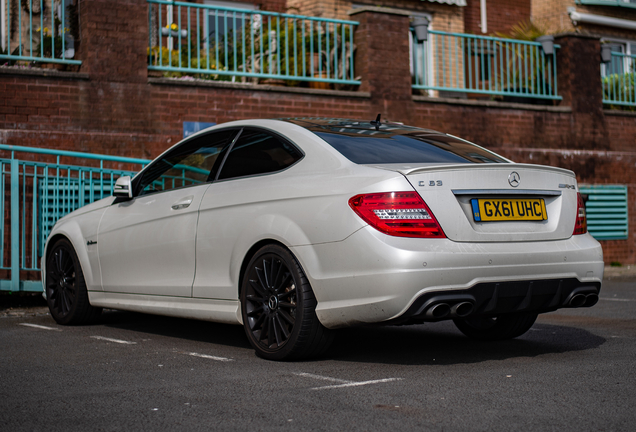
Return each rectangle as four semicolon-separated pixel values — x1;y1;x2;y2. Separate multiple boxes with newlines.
604;265;636;278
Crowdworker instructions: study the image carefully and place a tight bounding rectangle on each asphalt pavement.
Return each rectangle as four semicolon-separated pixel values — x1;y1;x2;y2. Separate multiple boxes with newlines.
0;268;634;431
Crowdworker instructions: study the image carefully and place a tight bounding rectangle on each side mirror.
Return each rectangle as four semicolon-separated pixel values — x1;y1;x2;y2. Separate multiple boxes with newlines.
114;176;133;199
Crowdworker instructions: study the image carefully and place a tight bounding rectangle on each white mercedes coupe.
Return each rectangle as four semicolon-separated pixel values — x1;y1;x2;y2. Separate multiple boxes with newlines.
42;118;604;360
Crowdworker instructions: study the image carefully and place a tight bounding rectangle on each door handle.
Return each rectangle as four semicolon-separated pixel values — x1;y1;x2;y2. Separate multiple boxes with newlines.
171;196;194;210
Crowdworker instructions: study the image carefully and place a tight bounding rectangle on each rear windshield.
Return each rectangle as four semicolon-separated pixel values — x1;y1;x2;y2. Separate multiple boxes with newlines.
315;132;507;164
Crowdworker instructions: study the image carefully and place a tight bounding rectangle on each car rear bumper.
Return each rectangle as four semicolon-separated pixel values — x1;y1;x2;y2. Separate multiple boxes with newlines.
291;227;604;329
385;277;601;325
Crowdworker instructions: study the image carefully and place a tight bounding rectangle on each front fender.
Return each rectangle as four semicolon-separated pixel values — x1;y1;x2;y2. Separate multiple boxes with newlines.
42;207;108;292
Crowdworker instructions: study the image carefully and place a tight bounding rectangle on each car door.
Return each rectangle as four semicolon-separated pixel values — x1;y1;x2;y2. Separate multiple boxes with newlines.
97;129;238;297
192;128;304;300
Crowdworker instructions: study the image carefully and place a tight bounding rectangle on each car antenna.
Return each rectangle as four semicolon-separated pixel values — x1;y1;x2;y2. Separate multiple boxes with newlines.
370;113;381;131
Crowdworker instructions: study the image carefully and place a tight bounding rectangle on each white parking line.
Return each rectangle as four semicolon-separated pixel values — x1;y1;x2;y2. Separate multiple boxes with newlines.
293;372;351;384
19;323;61;331
183;352;234;362
600;297;635;302
311;378;403;391
90;336;137;345
293;372;402;390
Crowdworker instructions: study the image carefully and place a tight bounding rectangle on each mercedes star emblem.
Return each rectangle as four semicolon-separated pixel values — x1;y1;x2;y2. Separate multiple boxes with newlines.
508;171;520;187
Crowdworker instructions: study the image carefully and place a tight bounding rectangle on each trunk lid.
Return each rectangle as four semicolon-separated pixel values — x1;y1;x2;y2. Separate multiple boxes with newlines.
371;163;579;242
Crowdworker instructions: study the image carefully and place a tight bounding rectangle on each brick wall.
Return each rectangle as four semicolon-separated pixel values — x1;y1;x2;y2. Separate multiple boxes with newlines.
530;0;572;34
287;0;350;18
0;76;370;155
77;0;148;82
532;0;636;39
1;1;635;264
464;0;531;35
287;0;465;33
259;0;287;12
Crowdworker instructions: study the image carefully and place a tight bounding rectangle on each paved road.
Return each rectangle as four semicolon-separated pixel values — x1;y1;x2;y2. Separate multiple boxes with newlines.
1;276;634;431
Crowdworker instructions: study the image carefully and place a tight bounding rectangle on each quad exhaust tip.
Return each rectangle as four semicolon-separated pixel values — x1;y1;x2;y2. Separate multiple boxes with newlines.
451;302;474;318
569;294;587;308
411;284;600;323
425;303;451;319
424;301;475;320
567;292;599;308
584;293;599;307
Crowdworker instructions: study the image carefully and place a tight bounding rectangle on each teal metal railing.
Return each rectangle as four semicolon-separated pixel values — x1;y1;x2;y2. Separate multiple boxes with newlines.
147;0;359;85
412;30;561;100
602;52;636;107
0;144;149;292
0;0;81;66
580;185;629;240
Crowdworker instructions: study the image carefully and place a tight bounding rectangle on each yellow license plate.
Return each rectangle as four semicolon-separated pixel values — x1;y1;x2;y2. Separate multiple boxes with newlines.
471;198;547;222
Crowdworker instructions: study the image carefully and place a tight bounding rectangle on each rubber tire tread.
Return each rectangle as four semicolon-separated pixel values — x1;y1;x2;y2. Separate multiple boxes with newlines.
241;245;333;361
452;312;538;341
287;252;334;360
46;239;102;325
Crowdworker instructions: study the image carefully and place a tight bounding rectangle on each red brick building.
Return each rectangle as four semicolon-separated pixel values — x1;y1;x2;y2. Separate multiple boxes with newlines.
1;0;634;267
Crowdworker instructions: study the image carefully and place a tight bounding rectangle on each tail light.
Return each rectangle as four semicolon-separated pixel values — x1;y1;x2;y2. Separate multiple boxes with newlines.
349;192;446;238
573;192;587;235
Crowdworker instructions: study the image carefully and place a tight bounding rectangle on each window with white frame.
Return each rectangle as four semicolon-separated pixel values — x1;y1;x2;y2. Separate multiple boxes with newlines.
203;0;258;50
601;39;636;76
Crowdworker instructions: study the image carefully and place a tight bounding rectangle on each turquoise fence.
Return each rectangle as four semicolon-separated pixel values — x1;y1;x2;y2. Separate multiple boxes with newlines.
0;0;81;66
580;185;629;240
0;144;149;292
602;51;636;107
147;0;359;85
412;30;561;100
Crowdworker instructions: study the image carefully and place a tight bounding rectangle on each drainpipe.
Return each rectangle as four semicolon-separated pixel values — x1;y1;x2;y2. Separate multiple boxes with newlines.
569;7;636;31
480;0;487;34
1;0;6;51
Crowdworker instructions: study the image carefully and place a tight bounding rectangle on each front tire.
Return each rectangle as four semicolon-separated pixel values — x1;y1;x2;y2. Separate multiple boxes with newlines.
453;312;538;340
45;238;102;325
240;245;333;361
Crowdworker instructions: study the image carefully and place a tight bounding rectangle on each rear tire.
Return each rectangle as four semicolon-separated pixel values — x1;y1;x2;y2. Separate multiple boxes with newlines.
240;245;333;361
453;312;538;340
45;238;102;325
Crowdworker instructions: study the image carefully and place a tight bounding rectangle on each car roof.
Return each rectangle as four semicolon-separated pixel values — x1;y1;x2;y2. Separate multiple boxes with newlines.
279;117;445;138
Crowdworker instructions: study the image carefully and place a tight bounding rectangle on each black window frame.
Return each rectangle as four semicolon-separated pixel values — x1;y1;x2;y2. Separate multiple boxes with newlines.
131;128;241;197
128;126;305;198
213;127;305;182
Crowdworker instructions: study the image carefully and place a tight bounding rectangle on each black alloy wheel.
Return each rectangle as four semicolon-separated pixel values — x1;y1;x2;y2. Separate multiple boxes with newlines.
453;312;538;340
45;238;101;325
241;245;333;361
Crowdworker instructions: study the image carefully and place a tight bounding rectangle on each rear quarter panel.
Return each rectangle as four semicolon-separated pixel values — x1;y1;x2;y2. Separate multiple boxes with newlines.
192;160;414;300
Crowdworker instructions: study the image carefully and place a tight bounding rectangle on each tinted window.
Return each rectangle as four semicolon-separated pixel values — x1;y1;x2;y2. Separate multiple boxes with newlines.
217;130;303;180
315;132;507;164
137;130;237;196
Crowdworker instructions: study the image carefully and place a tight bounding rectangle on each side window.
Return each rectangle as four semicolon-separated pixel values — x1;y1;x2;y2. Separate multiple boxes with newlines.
603;43;626;76
136;130;237;196
217;129;303;180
